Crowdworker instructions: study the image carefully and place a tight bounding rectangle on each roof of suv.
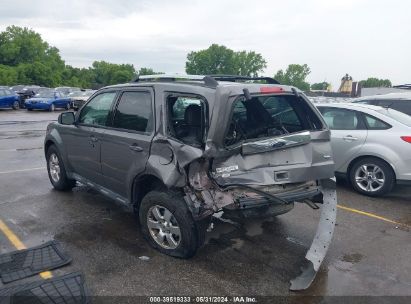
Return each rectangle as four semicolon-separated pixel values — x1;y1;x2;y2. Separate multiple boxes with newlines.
103;74;297;92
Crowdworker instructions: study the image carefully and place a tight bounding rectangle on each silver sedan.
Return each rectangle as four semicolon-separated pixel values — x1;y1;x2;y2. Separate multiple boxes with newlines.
317;103;411;196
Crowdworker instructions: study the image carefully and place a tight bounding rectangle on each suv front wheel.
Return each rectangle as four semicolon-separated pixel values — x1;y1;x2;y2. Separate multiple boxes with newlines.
139;191;207;258
46;145;76;191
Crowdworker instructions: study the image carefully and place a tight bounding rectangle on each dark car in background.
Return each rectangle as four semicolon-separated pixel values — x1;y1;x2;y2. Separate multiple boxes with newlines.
0;88;20;110
16;86;44;107
352;93;411;116
10;85;25;93
55;86;81;97
68;90;96;109
25;89;71;111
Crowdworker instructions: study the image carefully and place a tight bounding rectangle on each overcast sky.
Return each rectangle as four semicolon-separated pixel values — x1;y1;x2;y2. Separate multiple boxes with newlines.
1;0;410;88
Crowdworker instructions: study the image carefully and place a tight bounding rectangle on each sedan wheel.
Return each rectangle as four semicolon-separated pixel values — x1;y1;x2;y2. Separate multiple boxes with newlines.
49;104;55;112
354;164;385;192
147;205;181;249
349;157;395;196
66;102;70;110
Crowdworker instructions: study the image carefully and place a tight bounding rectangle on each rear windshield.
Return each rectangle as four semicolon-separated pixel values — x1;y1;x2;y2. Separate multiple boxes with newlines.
376;108;411;127
224;94;323;146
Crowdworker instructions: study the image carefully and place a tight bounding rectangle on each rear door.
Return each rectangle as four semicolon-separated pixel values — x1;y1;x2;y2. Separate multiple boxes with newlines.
100;89;154;197
318;107;367;172
62;91;119;185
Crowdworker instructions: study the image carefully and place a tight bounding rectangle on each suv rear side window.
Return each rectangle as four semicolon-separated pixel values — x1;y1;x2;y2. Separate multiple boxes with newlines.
112;91;153;133
79;92;117;126
167;95;206;147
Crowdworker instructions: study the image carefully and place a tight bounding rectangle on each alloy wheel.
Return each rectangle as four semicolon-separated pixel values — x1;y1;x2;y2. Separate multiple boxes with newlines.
147;205;181;249
354;164;385;192
49;153;61;183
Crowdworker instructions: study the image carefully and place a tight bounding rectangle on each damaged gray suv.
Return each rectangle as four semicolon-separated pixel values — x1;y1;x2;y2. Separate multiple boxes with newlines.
44;75;337;290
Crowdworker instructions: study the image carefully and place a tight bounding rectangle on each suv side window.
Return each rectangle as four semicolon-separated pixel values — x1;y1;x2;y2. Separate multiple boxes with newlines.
166;95;206;146
112;91;153;133
79;92;117;126
364;114;391;130
318;107;362;130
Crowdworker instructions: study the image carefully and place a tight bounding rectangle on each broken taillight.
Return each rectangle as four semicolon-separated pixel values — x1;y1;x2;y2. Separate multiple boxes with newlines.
400;136;411;143
260;87;285;94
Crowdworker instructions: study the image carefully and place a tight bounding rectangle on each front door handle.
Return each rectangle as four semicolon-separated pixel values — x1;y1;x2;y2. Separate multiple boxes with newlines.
129;144;143;152
343;135;358;141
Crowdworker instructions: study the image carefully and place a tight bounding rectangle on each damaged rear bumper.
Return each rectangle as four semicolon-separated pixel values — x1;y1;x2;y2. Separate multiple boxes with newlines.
289;178;337;291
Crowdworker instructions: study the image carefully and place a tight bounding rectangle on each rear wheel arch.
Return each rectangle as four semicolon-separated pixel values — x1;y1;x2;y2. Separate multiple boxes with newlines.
131;174;170;214
347;155;396;180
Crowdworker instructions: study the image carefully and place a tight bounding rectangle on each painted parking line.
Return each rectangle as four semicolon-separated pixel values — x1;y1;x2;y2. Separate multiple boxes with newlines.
0;147;43;152
0;167;45;175
0;219;52;279
337;204;410;228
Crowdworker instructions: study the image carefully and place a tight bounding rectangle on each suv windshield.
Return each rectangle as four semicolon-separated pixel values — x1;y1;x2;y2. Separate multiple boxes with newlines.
225;94;322;146
377;108;411;127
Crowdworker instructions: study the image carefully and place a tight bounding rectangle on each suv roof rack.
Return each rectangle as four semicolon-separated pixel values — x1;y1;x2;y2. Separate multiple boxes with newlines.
132;74;280;88
208;75;279;84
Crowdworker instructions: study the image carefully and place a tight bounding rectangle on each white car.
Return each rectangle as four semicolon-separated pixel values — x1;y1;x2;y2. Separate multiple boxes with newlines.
317;103;411;196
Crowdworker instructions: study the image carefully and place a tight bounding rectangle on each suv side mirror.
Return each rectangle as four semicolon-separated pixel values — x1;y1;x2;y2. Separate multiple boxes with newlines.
58;112;75;125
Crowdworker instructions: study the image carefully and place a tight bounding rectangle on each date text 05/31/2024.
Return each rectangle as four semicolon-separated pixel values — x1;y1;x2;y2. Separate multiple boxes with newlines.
149;296;257;303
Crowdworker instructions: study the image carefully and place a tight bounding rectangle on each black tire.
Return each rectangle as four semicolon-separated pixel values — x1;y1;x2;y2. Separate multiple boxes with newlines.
46;145;76;191
349;157;395;196
12;100;20;110
27;108;33;111
139;190;207;258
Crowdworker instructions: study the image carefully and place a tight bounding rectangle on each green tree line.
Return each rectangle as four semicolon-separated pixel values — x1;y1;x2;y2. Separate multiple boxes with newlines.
0;26;393;91
0;26;159;88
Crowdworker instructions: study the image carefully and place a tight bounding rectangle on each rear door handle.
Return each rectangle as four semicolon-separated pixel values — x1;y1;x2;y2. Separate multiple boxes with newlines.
129;144;143;152
343;135;358;141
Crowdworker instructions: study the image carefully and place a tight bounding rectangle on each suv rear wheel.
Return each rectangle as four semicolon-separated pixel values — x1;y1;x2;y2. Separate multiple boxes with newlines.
349;157;395;196
139;190;207;258
46;145;76;191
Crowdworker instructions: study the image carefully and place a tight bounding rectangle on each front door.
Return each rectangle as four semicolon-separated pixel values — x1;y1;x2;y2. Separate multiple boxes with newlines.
319;107;367;171
100;90;154;197
61;91;118;185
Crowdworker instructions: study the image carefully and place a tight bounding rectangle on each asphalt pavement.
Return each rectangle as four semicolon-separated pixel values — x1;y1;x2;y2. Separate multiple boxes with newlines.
0;109;410;299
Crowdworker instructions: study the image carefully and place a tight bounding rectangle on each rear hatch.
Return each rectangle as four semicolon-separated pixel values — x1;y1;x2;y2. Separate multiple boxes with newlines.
210;91;334;187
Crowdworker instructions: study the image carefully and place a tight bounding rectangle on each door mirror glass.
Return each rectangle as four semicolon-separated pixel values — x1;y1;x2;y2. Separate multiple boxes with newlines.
59;112;75;125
